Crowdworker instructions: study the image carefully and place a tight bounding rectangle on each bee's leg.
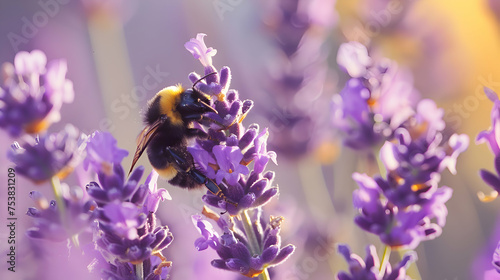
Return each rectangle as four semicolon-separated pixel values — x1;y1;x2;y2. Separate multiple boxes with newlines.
188;169;238;207
164;147;192;171
186;128;208;139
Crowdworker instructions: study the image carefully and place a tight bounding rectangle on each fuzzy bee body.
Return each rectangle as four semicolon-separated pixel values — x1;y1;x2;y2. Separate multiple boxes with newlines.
129;83;228;199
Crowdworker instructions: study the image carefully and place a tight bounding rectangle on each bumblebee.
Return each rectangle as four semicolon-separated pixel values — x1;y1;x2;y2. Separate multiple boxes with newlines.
129;75;232;203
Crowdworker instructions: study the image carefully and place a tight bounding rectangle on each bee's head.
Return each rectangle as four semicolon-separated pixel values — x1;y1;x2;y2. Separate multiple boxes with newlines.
176;88;216;122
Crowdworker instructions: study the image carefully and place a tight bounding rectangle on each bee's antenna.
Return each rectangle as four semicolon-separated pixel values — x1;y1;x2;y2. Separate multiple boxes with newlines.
193;72;218;89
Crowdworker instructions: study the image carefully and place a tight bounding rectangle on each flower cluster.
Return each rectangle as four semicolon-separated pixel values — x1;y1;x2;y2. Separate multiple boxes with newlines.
8;124;87;183
86;132;172;275
352;172;452;249
193;208;294;277
333;41;469;279
477;88;500;201
477;88;500;276
351;90;467;250
0;48;173;278
337;244;416;280
0;50;74;137
26;185;97;242
332;41;420;150
332;42;468;249
185;34;279;216
185;33;294;277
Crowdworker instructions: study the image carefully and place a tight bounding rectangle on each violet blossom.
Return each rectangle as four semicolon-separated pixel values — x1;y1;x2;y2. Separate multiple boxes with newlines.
0;50;74;137
192;209;294;278
185;34;279;216
26;186;97;242
8;124;87;183
83;131;172;278
332;41;420;150
184;33;294;277
477;88;500;276
477;88;500;198
83;130;129;174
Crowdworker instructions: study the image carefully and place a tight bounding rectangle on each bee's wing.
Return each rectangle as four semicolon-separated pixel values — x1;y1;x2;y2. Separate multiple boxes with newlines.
129;116;167;175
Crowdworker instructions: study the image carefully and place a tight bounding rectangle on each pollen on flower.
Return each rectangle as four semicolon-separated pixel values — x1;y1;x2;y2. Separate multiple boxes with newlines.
244;268;264;278
478;190;499;202
270;216;284;229
25;119;50;134
411;183;428;192
367;97;377;107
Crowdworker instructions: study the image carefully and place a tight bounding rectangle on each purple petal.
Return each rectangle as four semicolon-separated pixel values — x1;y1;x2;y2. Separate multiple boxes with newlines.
270;245;295;265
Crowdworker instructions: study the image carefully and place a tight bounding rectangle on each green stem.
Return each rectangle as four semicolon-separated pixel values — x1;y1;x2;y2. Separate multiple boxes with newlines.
51;176;81;249
50;176;66;223
135;262;144;280
379;245;391;275
241;209;270;280
241;209;260;255
71;234;80;249
259;268;271;280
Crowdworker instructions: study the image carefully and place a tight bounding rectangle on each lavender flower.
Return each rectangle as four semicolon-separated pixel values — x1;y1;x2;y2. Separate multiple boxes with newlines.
89;165;173;264
0;50;74;137
379;99;469;207
83;131;129;174
337;244;416;280
352;172;452;249
82;132;173;272
26;186;96;242
477;88;500;201
185;34;279;216
476;88;500;276
350;99;465;249
185;33;218;74
192;208;294;278
332;41;419;150
185;33;294;277
8;124;87;183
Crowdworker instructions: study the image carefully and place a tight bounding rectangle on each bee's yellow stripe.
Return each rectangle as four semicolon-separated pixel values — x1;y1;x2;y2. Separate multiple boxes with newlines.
158;85;184;126
154;165;178;180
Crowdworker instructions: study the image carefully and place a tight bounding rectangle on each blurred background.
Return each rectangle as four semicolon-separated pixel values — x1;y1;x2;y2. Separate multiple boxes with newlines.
1;0;500;279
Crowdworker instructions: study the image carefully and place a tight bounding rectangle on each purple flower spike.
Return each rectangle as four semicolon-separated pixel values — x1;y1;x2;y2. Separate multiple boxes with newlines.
26;186;96;242
352;172;453;249
0;50;74;137
8;124;87;183
332;42;420;151
83;131;129;174
336;244;416;280
476;87;500;202
192;210;295;278
184;33;293;275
